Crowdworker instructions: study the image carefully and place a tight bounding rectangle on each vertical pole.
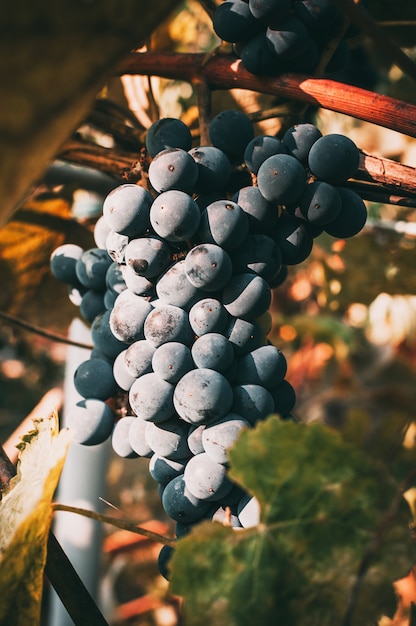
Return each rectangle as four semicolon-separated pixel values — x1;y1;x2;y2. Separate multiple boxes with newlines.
48;318;111;626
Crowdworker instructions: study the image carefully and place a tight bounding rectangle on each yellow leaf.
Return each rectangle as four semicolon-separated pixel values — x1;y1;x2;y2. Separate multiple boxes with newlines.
0;414;72;626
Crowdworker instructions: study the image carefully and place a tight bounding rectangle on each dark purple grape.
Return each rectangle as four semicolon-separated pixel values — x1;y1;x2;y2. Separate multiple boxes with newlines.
202;414;250;464
146;417;191;460
79;289;106;323
109;290;153;344
144;304;194;347
189;145;232;193
173;368;233;425
271;379;296;415
148;148;199;194
145;117;192;158
91;310;129;359
209;109;254;163
185;243;233;292
324;187;367;238
241;32;282;76
66;398;115;446
124;339;155;378
156;260;202;310
272;213;313;265
50;244;84;284
212;0;259;43
308;133;360;185
162;474;211;523
75;248;112;291
152;341;194;383
257;153;307;206
74;357;118;401
150;190;200;243
184;452;233;501
198;199;249;251
299;180;342;225
222;273;271;319
232;186;279;233
232;383;275;425
244;135;287;174
266;15;310;60
282;123;322;164
129;372;175;422
124;236;171;279
236;344;287;389
230;233;283;281
191;333;234;372
188;298;229;337
112;416;139;458
249;0;291;22
102;184;152;237
226;317;262;356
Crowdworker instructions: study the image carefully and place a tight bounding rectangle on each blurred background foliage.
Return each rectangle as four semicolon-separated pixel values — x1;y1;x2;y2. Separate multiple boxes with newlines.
0;1;415;624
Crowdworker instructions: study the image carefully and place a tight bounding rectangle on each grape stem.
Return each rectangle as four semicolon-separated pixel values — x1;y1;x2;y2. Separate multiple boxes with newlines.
118;51;416;139
53;503;176;547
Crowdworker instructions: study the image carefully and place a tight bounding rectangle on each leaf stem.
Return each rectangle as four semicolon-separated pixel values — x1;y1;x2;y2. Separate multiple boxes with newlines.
0;310;93;350
53;503;176;547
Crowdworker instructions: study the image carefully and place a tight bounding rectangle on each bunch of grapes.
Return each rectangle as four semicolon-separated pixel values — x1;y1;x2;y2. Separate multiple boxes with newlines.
213;0;355;76
50;110;367;576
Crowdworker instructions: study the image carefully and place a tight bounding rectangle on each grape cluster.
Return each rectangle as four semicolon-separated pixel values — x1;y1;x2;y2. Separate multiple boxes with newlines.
213;0;355;76
50;110;366;577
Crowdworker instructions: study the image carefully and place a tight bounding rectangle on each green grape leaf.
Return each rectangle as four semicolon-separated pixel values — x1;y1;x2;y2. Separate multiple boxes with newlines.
0;415;72;626
170;419;415;626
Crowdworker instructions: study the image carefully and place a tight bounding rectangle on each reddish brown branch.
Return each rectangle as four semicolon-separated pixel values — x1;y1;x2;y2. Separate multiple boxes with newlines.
118;52;416;139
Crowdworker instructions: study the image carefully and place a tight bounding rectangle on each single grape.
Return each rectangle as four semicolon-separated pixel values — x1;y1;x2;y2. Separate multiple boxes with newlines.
152;341;194;383
308;133;360;185
222;273;271;319
236;344;287;389
144;303;194;347
124;339;155;378
185;243;233;292
91;310;129;359
105;230;129;264
120;265;155;297
271;378;296;415
282;122;322;164
149;148;199;194
105;262;127;295
109;290;153;344
66;398;114;446
145;117;192;158
156;259;201;310
198;199;249;251
226;317;262;356
237;493;261;528
272;213;314;265
209;109;254;163
157;544;175;581
124;236;172;279
257;153;307;206
189;145;232;193
299;180;342;225
232;186;279;234
187;424;206;456
146;417;191;460
150;456;188;489
244;135;287;175
188;297;229;337
93;215;111;249
202;413;250;464
191;333;234;372
324;187;367;238
112;349;137;391
75;248;113;291
73;357;118;400
212;0;260;43
50;243;84;284
129;372;175;422
162;474;211;523
128;416;153;457
184;452;233;501
112;416;139;458
173;368;233;425
79;290;106;323
241;32;282;76
266;15;310;60
150;190;201;243
102;184;152;237
232;383;275;425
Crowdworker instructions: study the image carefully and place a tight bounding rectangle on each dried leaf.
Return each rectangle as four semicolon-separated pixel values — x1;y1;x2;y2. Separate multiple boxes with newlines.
0;415;72;626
